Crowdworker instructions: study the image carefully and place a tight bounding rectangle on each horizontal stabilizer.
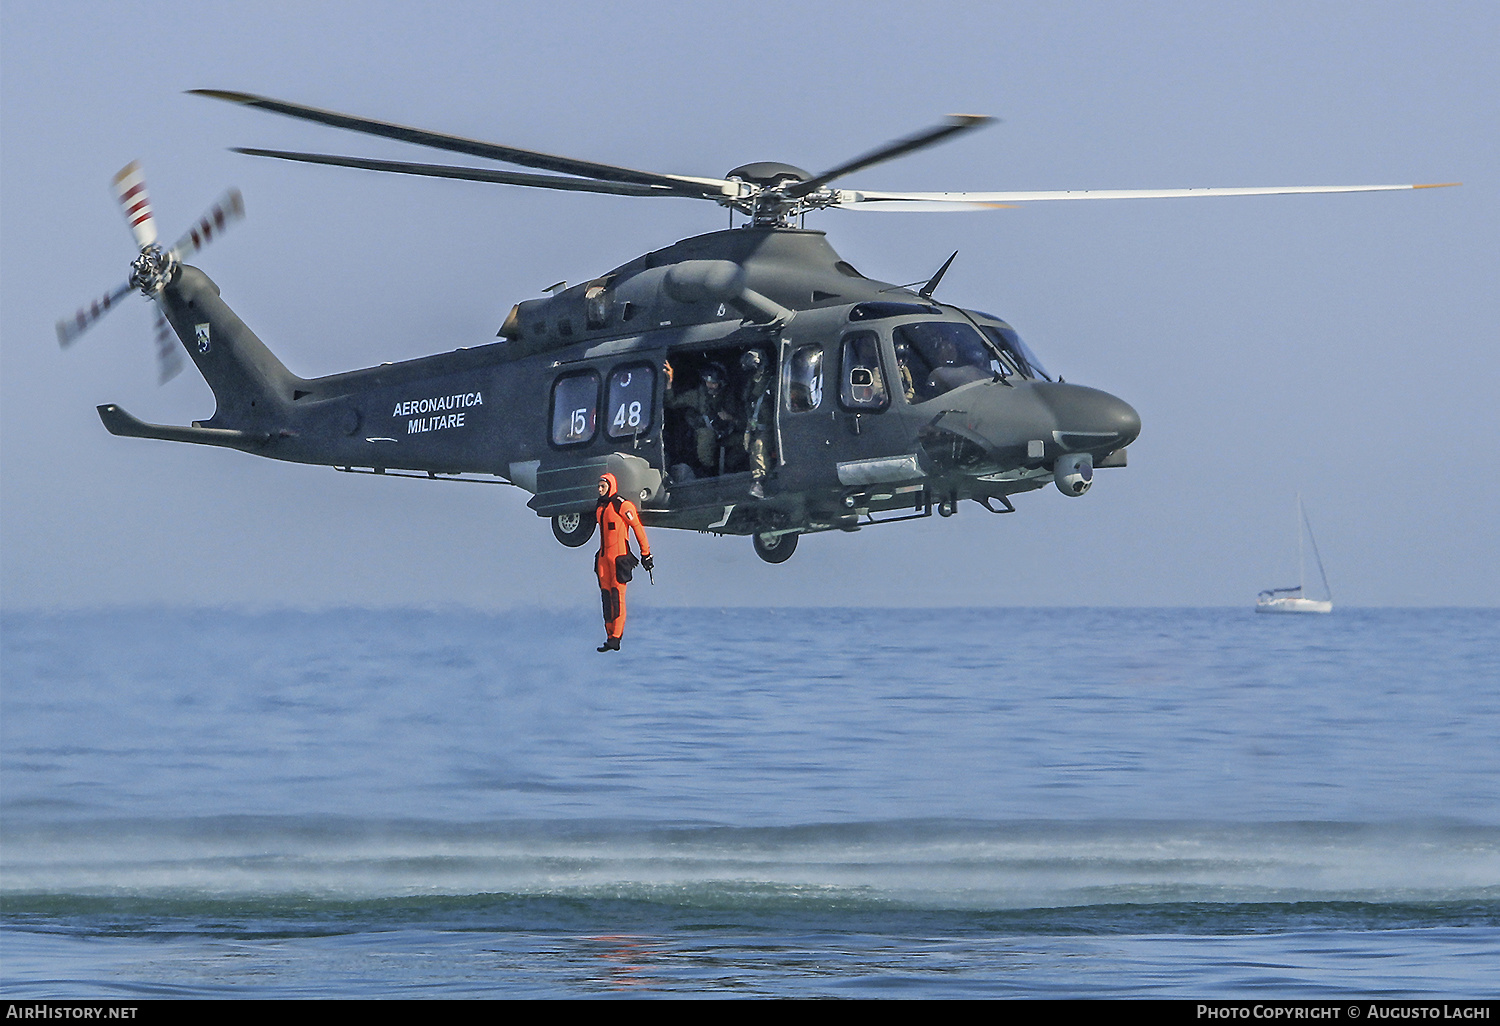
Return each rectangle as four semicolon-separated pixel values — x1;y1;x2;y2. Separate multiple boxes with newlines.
97;404;271;450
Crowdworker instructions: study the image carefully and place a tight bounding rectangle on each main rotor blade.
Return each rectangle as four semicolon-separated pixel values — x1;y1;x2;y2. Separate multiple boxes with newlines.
57;280;134;347
232;148;683;198
832;182;1461;210
785;115;993;199
192;89;732;199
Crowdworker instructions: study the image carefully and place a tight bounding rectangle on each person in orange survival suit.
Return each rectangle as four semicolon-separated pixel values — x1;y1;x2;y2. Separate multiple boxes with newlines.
594;472;652;652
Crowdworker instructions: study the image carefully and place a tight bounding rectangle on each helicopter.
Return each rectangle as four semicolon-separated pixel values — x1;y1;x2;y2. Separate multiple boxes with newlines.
58;91;1455;563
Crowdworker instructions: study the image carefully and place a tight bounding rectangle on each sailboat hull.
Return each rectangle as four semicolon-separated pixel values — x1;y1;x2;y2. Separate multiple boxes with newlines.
1256;597;1333;614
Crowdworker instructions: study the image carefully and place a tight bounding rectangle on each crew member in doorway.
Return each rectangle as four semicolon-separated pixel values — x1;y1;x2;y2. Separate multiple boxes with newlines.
665;360;733;476
740;348;774;499
595;472;652;652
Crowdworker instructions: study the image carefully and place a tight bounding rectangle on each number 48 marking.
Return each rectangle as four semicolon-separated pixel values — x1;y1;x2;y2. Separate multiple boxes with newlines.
612;401;643;431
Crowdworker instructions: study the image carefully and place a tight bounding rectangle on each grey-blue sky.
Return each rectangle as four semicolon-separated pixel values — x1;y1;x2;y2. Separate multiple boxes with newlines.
2;0;1495;610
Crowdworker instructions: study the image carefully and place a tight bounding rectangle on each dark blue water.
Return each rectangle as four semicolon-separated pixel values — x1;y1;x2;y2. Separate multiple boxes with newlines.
2;608;1497;997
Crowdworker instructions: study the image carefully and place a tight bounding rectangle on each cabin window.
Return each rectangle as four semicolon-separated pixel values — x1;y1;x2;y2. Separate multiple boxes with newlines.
839;331;889;411
893;321;997;403
551;370;600;446
787;345;823;412
606;362;655;440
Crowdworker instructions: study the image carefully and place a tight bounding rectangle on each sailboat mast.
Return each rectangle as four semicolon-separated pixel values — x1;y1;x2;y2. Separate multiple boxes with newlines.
1297;493;1306;596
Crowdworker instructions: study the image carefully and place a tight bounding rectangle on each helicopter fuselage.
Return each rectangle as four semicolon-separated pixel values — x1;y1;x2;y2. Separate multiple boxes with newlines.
102;225;1140;556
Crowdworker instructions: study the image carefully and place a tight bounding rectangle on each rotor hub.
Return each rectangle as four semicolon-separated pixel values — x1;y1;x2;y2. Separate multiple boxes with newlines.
128;244;176;297
724;162;812;189
722;163;838;227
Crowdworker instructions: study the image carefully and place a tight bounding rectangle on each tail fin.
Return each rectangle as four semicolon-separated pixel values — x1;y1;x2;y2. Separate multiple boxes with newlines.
157;264;305;429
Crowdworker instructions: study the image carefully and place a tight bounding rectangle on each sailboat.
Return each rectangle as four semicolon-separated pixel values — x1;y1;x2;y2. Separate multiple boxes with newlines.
1256;495;1333;613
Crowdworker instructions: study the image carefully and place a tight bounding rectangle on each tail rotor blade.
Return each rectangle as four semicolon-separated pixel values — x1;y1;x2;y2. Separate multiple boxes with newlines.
57;280;134;347
112;161;158;249
168;188;244;261
63;164;245;384
153;304;183;384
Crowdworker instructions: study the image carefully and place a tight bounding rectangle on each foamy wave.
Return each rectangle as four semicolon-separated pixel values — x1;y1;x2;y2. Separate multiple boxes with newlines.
5;818;1497;908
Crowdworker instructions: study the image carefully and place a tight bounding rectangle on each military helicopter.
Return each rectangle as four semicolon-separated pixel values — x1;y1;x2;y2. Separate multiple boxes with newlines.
59;91;1454;563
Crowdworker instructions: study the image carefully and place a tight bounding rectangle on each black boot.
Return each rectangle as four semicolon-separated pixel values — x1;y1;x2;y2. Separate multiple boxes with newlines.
597;637;621;652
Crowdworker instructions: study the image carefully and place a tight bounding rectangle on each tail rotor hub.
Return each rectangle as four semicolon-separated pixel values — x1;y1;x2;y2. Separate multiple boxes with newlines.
128;244;177;297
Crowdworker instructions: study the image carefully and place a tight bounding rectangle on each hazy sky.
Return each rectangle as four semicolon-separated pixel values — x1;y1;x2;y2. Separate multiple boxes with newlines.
2;0;1496;610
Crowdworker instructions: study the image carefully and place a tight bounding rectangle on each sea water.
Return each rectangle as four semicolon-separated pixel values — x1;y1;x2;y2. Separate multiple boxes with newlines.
2;607;1497;998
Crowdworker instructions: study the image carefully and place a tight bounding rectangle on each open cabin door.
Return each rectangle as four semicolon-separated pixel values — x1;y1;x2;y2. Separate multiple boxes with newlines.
661;339;779;484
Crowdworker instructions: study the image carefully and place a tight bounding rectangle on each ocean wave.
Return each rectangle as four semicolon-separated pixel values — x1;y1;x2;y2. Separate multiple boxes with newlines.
5;817;1497;911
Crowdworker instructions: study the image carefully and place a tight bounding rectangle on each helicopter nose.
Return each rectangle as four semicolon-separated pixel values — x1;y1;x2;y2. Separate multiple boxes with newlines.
1034;383;1141;452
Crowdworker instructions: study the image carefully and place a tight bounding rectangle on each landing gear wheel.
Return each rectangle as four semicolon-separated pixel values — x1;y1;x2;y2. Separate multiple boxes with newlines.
753;531;798;564
938;500;958;517
552;511;596;547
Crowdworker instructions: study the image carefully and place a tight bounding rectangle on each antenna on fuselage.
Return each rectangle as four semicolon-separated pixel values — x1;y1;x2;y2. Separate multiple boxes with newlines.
919;251;958;298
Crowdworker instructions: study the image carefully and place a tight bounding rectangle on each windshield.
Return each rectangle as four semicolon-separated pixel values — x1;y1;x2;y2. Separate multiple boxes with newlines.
973;316;1050;380
893;321;1002;403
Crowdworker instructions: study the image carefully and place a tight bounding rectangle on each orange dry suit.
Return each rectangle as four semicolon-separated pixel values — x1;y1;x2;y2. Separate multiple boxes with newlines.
595;472;651;641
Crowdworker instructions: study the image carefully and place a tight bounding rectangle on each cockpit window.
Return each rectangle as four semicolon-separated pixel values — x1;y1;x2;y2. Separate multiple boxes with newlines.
893;322;1002;403
973;316;1051;381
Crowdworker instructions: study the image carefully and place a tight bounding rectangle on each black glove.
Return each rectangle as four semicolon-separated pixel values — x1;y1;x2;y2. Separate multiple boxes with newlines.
641;553;654;573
